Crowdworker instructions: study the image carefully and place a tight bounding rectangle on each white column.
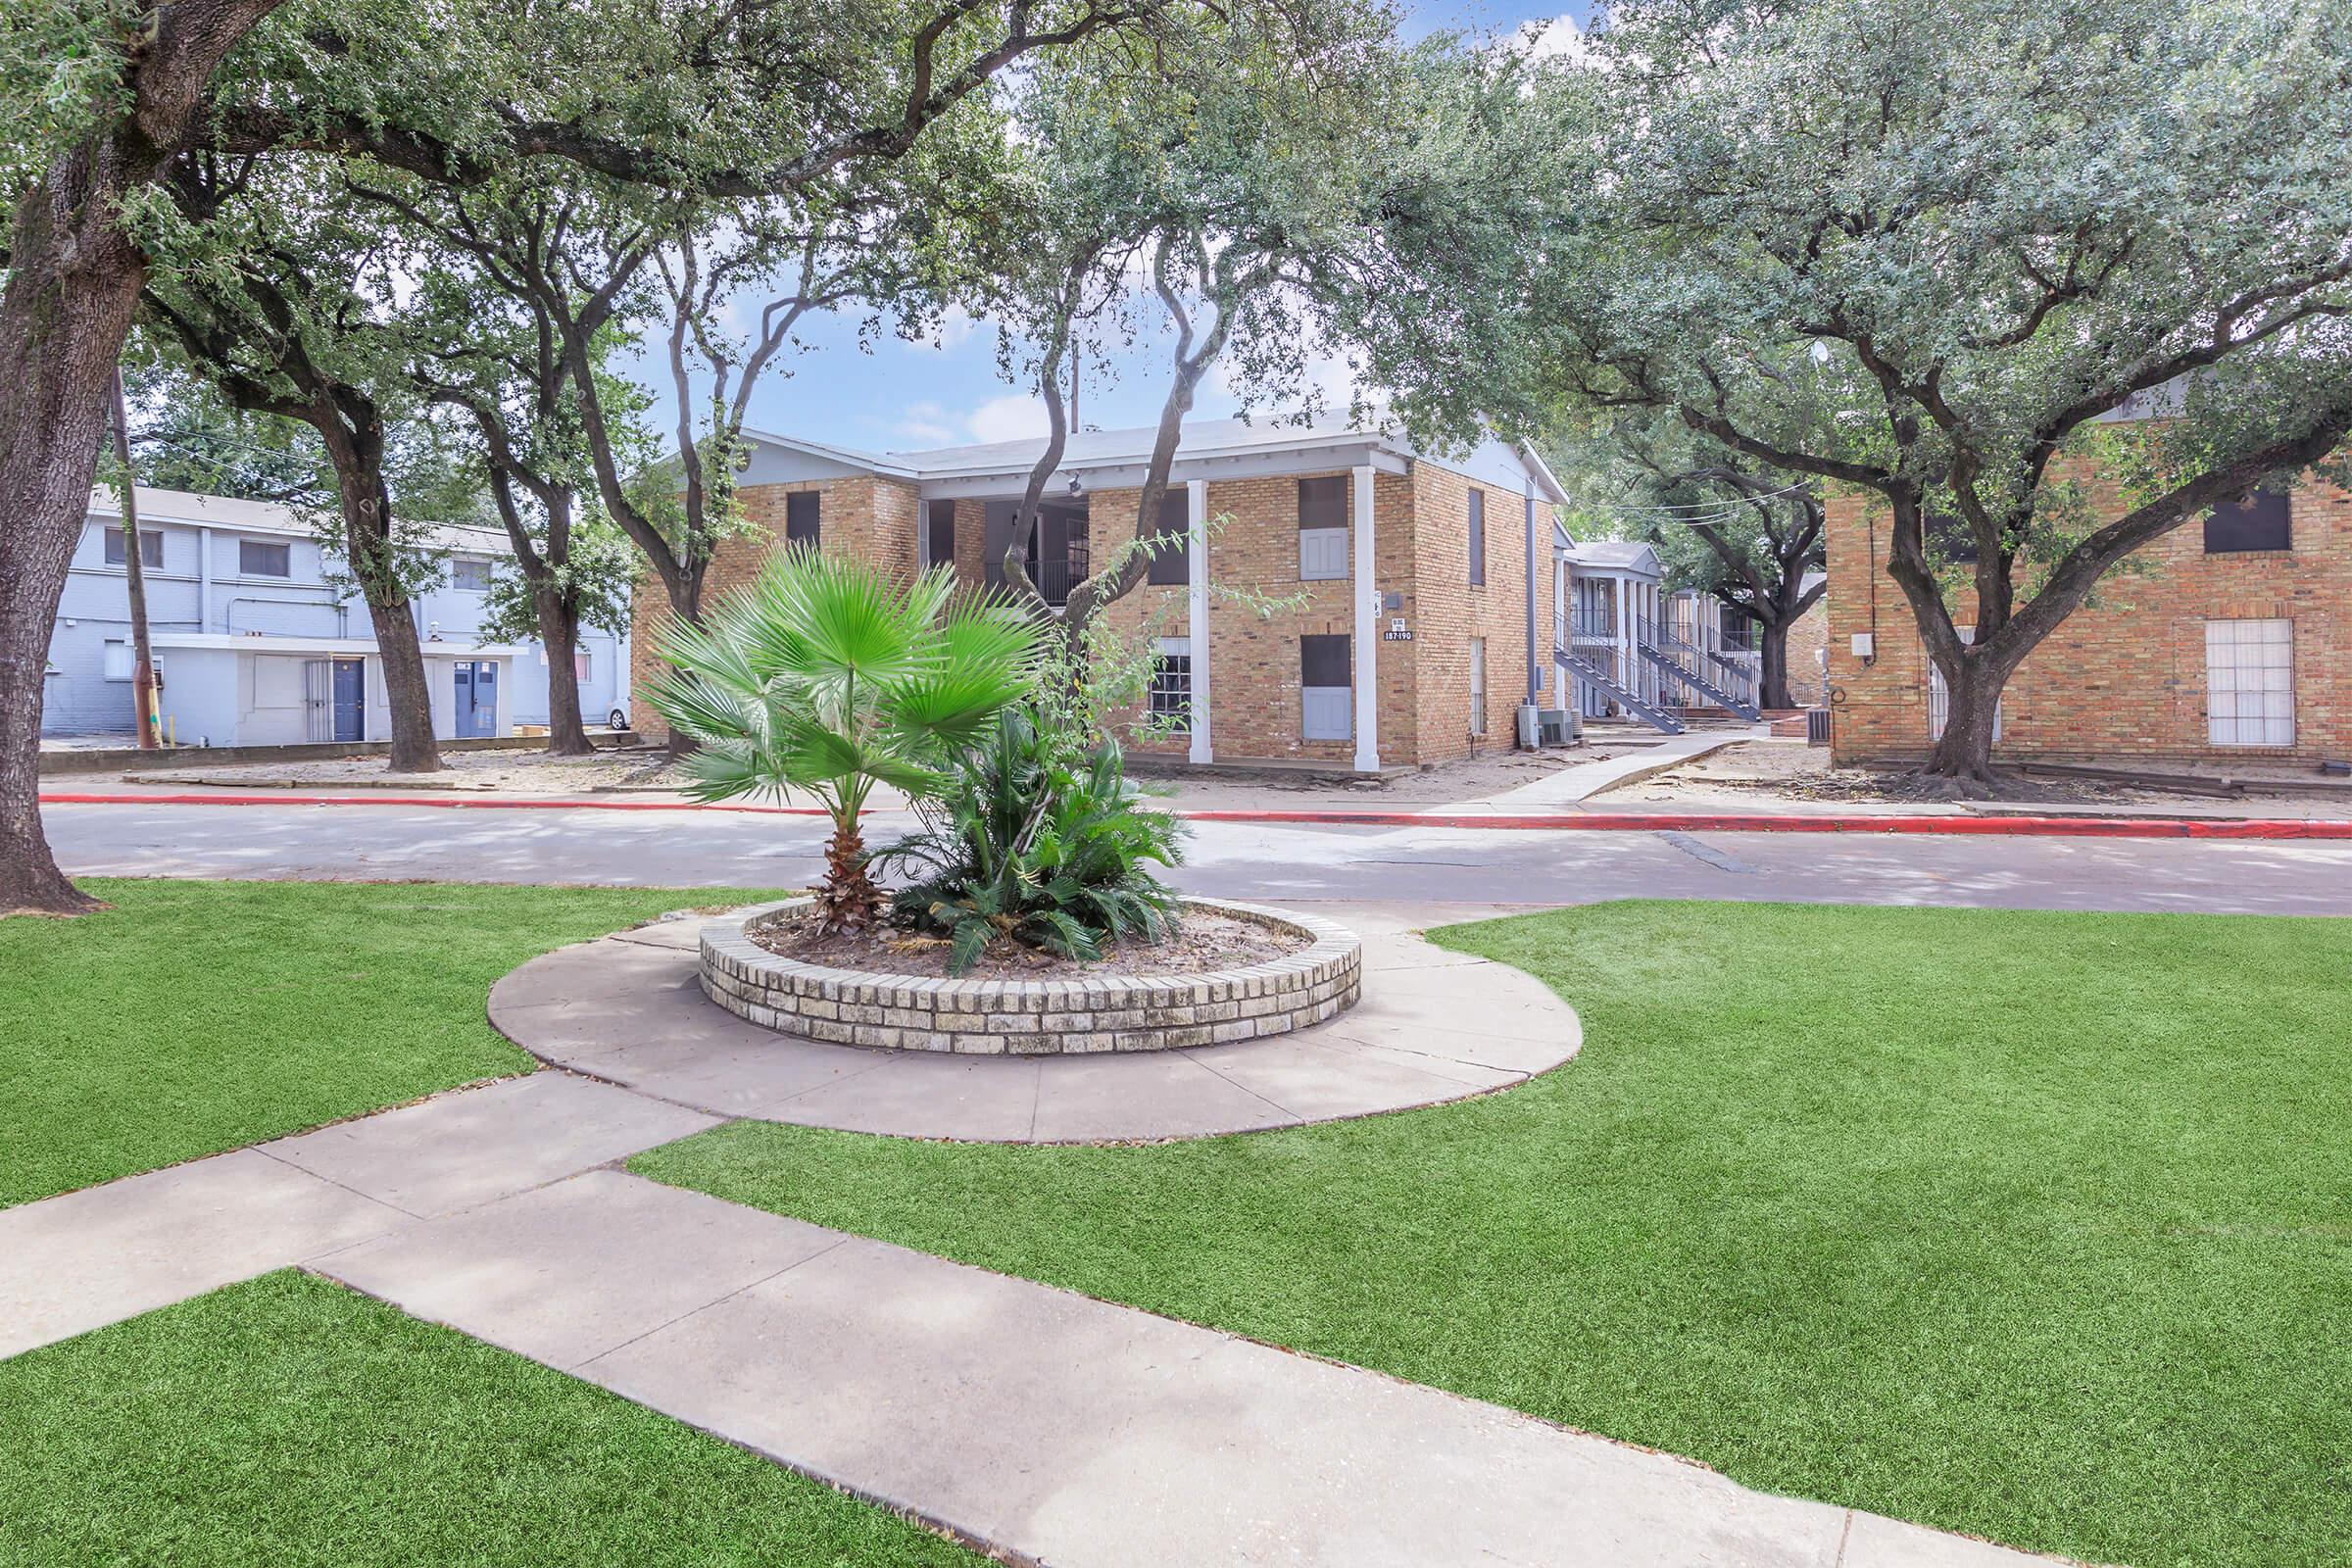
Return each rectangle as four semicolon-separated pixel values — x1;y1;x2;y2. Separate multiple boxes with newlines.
1613;575;1630;700
1351;463;1379;773
1186;477;1212;765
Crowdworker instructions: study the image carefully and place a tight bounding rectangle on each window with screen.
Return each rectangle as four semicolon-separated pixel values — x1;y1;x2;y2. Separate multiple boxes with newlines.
1298;476;1348;581
450;557;491;591
1925;512;1978;564
241;540;292;577
1147;492;1190;585
2205;618;2293;747
1467;489;1486;586
1148;638;1192;732
925;500;956;570
786;491;821;549
1300;633;1351;741
2203;490;2290;554
104;528;163;568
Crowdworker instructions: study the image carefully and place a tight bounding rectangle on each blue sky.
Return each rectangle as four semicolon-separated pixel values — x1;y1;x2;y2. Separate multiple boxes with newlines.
623;1;1592;456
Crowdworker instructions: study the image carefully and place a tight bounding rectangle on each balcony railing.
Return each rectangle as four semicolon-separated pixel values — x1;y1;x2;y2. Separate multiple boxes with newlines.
988;555;1090;608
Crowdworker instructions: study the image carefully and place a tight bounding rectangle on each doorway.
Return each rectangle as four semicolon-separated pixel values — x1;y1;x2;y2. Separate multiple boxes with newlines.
331;659;365;743
453;661;499;739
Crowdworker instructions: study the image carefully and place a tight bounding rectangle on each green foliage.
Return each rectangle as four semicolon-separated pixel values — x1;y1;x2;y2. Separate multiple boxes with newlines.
474;511;639;644
647;549;1043;918
875;708;1185;973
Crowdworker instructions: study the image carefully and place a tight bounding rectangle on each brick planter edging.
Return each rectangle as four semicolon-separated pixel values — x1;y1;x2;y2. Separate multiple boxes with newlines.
697;897;1363;1054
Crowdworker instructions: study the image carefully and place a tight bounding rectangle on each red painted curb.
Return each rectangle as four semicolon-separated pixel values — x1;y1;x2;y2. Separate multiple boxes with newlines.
36;790;2352;840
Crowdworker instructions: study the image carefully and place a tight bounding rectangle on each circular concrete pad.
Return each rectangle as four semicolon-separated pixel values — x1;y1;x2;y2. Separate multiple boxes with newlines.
489;907;1580;1143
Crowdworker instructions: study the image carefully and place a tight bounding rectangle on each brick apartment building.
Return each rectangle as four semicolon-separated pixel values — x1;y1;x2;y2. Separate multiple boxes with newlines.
631;418;1574;770
1823;463;2352;767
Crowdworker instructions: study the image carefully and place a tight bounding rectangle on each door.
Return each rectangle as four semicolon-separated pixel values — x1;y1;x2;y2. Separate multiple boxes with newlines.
1300;634;1352;742
330;659;365;743
454;661;498;738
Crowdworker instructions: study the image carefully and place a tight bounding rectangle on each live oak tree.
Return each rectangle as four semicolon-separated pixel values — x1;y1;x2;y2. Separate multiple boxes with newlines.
1352;0;2352;791
981;0;1408;656
1;0;1176;912
1552;413;1825;710
140;155;462;771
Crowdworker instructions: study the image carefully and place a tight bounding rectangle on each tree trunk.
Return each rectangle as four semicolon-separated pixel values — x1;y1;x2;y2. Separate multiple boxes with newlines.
0;190;143;915
1757;621;1792;710
816;817;881;932
533;589;594;756
321;421;442;773
1921;654;2009;791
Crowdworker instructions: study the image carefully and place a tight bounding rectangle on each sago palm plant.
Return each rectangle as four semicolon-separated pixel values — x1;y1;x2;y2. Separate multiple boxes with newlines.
646;549;1043;933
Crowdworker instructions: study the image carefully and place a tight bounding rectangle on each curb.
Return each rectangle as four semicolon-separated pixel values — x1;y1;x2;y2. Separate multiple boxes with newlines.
36;790;2352;840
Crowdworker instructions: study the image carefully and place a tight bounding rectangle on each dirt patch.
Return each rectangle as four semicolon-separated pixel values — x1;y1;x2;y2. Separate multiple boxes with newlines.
1149;742;1639;810
748;905;1309;981
1593;739;2352;815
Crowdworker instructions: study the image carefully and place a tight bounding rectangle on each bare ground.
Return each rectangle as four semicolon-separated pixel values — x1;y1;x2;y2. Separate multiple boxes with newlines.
1592;739;2352;817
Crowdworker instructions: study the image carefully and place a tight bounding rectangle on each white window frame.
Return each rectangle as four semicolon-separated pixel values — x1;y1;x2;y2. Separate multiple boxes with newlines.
103;639;135;681
1928;627;2003;743
2205;617;2293;748
239;538;291;578
1148;636;1192;734
1469;636;1489;737
450;557;492;592
104;528;164;569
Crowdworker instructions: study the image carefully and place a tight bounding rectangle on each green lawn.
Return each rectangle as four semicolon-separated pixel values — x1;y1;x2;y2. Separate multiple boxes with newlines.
637;901;2352;1568
1;878;777;1207
0;1270;981;1567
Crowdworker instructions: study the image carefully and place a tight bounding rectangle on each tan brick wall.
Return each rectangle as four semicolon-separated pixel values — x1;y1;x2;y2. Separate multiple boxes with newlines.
1824;466;2352;764
628;474;921;744
633;462;1559;767
1784;596;1828;708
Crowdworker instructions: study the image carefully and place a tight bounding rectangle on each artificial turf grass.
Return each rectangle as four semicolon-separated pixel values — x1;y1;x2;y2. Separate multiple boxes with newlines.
633;899;2352;1568
0;1270;983;1568
0;877;784;1208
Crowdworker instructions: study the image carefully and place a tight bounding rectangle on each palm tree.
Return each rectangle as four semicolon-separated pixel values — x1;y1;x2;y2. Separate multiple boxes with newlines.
647;549;1043;933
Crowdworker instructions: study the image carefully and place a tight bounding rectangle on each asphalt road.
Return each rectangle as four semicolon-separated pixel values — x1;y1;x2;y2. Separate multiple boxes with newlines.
38;799;2352;917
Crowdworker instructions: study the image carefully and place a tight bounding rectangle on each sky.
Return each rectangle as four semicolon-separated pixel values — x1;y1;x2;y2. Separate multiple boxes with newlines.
619;1;1595;458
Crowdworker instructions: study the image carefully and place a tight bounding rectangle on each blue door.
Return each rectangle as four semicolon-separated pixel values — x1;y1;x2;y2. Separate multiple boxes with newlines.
454;661;498;738
331;659;365;742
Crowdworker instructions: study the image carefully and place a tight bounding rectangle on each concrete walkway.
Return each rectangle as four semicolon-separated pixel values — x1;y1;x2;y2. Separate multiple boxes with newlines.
488;910;1582;1141
312;1166;2053;1567
1480;727;1757;809
0;1064;2062;1565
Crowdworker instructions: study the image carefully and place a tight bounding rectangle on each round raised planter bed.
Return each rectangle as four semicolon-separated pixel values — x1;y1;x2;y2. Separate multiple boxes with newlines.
698;896;1362;1054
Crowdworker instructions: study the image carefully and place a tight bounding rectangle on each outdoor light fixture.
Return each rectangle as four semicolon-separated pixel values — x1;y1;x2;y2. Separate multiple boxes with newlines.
1066;472;1084;498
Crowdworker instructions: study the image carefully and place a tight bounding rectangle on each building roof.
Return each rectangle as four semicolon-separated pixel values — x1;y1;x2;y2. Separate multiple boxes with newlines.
89;484;513;558
1562;538;1664;576
735;416;1570;504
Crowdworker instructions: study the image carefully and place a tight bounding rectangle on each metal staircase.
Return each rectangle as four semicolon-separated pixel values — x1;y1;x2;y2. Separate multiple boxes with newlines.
1637;644;1763;721
1553;647;1686;734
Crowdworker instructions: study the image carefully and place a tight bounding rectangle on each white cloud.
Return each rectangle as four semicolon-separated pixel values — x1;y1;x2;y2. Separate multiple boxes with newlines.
964;393;1053;444
1518;13;1594;67
893;401;963;446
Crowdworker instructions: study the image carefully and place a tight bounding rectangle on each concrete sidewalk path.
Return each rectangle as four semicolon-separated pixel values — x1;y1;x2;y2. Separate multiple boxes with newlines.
1480;728;1755;808
318;1167;2054;1568
0;1073;715;1359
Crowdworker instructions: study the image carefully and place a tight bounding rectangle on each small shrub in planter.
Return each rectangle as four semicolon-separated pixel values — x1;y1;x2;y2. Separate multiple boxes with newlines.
875;708;1187;974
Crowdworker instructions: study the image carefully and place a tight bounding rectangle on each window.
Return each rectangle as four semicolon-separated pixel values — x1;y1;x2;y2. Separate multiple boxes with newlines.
104;528;163;568
1147;492;1190;586
574;650;593;681
103;639;134;681
1298;476;1348;581
1467;489;1486;586
924;499;956;570
785;491;821;549
1148;637;1192;732
2204;489;2290;554
2206;618;2293;748
240;539;291;577
1925;512;1978;564
1300;633;1351;741
450;557;491;592
1469;636;1488;736
1927;628;2003;743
